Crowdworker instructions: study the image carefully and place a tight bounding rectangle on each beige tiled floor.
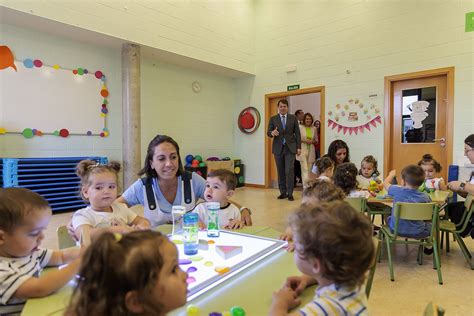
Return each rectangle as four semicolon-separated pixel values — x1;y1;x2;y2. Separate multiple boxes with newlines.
44;187;474;315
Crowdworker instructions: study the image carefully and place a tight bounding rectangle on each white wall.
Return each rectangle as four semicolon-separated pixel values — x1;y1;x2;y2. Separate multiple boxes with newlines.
234;0;474;184
1;0;256;74
3;2;473;186
0;24;123;161
141;59;236;161
0;23;238;186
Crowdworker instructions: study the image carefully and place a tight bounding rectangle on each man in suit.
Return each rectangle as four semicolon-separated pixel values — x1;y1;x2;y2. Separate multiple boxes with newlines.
267;99;301;201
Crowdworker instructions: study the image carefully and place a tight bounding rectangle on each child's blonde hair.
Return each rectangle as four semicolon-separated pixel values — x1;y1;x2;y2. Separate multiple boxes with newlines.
289;201;374;287
66;230;168;315
76;160;121;201
302;179;345;204
0;188;50;233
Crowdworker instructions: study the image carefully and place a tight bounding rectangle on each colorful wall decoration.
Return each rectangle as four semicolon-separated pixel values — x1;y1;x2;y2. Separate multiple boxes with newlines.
0;45;110;138
327;98;382;135
238;106;261;134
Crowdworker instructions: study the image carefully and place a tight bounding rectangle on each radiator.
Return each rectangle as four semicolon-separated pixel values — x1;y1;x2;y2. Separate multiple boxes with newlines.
1;157;108;213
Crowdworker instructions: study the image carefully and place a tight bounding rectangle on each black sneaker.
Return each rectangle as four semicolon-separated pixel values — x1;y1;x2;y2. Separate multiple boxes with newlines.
277;194;288;199
423;247;433;255
288;195;294;201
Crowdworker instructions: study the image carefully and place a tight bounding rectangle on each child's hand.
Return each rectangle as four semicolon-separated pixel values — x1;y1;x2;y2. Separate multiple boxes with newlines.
284;276;309;295
388;170;396;178
121;226;136;233
130;224;148;230
225;219;244;229
67;217;79;242
285;242;295;252
280;227;293;241
111;218;127;227
280;233;293;242
271;287;301;312
198;221;206;230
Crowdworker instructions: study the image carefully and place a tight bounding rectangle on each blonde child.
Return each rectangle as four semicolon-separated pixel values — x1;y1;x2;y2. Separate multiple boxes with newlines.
0;188;81;314
280;179;345;252
357;155;382;190
194;169;244;230
333;162;371;198
66;230;187;315
418;154;447;191
270;201;375;315
72;160;150;242
311;155;334;182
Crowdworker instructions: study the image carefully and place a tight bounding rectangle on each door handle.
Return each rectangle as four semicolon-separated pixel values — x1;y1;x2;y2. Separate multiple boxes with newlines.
433;138;446;142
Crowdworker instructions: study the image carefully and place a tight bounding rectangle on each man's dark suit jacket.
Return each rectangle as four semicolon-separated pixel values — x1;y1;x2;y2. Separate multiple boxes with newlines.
267;113;301;155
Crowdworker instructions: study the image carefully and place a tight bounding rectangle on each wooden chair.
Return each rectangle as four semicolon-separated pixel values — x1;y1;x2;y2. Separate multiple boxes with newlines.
439;194;473;269
378;202;442;284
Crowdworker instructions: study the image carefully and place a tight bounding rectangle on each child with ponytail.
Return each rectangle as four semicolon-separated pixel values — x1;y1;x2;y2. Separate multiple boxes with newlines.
66;231;187;315
72;160;150;242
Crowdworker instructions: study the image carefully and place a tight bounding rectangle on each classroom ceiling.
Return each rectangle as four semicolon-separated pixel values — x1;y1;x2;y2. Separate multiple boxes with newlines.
0;6;253;79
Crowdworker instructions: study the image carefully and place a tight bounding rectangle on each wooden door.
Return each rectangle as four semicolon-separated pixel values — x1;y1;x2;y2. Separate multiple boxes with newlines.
268;98;279;188
390;75;448;180
265;86;325;188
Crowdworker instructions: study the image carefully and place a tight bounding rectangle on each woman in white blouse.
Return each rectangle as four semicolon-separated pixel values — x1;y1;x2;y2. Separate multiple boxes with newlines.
296;113;318;188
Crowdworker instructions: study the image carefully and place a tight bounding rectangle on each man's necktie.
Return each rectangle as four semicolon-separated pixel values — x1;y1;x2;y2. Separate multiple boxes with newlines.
281;116;286;144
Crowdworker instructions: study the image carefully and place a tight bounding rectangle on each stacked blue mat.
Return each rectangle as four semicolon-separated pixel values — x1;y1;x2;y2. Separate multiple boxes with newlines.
1;157;107;212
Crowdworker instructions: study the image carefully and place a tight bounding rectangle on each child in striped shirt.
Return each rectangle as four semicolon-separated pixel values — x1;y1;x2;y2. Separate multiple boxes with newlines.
270;201;375;315
0;188;82;314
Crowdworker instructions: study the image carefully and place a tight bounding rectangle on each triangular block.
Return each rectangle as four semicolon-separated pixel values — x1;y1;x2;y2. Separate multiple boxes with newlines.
216;245;243;259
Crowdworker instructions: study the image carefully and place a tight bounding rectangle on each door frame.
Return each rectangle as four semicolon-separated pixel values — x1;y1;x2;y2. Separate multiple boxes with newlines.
383;67;455;176
264;86;326;188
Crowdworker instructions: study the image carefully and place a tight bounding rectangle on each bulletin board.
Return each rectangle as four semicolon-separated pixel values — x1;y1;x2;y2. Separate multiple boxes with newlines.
0;48;110;138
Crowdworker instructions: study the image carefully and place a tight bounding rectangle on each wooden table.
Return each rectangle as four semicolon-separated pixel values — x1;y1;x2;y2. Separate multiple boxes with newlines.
21;226;315;316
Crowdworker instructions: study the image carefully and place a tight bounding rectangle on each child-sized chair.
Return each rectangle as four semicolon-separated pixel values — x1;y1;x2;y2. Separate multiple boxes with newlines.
423;302;445;316
365;237;381;299
345;197;367;213
57;225;76;249
378;202;442;284
439;194;473;269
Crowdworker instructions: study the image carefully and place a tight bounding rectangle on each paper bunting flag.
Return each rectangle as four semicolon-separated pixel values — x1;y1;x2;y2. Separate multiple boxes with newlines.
327;115;382;135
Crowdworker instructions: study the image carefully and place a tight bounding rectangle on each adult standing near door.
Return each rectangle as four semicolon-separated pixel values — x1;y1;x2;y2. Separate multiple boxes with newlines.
297;113;318;188
267;99;301;201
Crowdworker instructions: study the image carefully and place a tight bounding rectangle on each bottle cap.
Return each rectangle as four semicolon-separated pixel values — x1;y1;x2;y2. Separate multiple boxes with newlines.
206;202;220;210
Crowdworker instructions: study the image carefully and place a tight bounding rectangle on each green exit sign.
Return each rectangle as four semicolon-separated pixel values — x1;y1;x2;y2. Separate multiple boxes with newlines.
466;12;474;32
287;84;300;91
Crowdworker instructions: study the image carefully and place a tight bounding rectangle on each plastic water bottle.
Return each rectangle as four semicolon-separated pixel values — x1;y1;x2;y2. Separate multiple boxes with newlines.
171;206;185;242
183;213;199;255
207;202;220;237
